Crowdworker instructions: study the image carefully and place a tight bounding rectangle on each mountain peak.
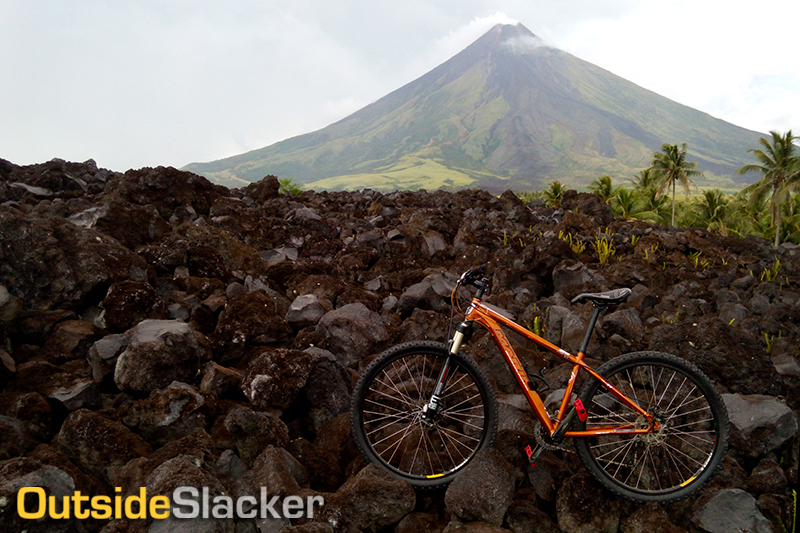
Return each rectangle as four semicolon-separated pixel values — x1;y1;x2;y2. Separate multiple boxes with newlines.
467;22;553;57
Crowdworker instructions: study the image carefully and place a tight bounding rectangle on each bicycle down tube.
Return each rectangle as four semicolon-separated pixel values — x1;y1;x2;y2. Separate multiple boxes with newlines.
459;299;655;438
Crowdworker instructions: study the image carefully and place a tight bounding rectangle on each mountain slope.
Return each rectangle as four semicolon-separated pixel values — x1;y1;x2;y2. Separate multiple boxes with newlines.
185;23;764;192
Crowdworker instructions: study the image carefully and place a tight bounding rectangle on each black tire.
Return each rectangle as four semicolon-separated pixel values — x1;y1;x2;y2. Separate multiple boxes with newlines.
350;341;498;488
574;351;729;503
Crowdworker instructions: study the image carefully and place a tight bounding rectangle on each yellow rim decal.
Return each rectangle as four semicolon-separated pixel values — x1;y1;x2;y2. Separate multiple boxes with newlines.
426;473;445;479
680;476;696;487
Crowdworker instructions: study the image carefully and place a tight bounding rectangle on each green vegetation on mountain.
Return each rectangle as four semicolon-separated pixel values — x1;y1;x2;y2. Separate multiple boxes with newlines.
185;23;765;193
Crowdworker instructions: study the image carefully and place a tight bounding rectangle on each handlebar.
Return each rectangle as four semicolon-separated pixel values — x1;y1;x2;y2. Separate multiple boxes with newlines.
458;267;489;298
459;266;486;285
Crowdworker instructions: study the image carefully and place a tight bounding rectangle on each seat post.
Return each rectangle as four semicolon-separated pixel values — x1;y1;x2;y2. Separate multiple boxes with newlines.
578;304;605;355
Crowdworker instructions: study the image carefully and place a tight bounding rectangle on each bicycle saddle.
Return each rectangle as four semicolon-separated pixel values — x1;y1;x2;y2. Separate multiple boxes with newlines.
571;287;631;306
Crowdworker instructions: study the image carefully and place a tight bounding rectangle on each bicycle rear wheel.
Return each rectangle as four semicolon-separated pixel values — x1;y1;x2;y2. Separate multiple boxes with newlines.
351;341;497;488
574;351;729;503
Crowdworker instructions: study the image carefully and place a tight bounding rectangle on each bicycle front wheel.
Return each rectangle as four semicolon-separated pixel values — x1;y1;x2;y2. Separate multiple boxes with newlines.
350;341;497;488
574;351;729;503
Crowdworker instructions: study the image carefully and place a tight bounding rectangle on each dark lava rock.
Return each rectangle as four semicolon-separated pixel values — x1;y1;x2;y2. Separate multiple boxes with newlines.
321;464;416;532
444;449;516;526
211;291;294;359
223;405;290;466
240;347;313;413
315;302;389;367
0;205;148;311
97;280;169;333
55;409;151;485
114;319;211;393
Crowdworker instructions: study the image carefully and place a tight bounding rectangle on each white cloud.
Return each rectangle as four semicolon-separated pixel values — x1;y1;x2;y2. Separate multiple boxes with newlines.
551;0;799;134
501;35;552;55
432;12;519;60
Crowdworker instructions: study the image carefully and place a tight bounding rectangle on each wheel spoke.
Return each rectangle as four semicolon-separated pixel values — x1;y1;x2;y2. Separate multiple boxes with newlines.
352;345;496;485
575;355;728;501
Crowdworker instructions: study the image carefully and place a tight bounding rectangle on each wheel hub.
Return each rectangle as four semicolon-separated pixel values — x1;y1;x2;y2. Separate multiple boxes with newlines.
636;408;668;445
419;403;442;426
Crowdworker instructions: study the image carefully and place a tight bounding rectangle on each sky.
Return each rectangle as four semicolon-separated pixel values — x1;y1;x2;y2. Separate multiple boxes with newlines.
2;0;798;173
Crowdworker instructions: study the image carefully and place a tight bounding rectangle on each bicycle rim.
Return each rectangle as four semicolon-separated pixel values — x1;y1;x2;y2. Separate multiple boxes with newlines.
352;342;496;487
575;352;728;502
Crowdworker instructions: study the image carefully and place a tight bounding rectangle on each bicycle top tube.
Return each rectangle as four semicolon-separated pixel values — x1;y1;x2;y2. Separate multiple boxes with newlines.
451;267;650;436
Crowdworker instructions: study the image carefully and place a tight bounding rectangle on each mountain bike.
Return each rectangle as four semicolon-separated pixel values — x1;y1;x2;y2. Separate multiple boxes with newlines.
350;266;729;503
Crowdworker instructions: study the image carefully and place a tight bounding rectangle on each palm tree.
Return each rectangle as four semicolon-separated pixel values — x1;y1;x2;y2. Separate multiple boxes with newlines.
736;130;800;247
543;181;567;207
629;168;658;191
609;186;660;223
725;191;771;240
633;187;669;225
610;187;639;219
689;189;729;234
649;143;702;226
588;175;615;203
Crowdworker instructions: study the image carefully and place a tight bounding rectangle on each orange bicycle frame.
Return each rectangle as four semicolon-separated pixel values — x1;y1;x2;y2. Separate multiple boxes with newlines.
461;300;655;438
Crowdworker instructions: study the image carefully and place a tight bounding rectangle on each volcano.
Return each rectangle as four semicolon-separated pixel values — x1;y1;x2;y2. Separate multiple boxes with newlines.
185;23;763;192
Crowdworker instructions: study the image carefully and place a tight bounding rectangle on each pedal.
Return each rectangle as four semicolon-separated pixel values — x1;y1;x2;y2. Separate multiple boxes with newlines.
524;443;545;468
574;399;587;422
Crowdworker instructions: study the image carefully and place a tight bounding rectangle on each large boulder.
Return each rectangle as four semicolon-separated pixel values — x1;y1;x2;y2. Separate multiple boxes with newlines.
0;206;148;311
240;348;313;413
105;166;225;220
692;489;772;533
723;393;798;457
286;294;331;329
555;472;621;533
296;349;353;435
211;291;294;359
55;409;151;485
144;454;233;533
223;406;290;467
67;197;170;250
120;381;207;447
444;449;516;526
235;445;309;500
0;457;79;533
322;464;416;532
96;280;169;333
649;318;783;395
397;272;456;316
114;319;211;393
315;303;389;367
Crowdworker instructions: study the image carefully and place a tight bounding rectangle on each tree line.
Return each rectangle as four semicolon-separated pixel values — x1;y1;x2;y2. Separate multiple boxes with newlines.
527;131;800;247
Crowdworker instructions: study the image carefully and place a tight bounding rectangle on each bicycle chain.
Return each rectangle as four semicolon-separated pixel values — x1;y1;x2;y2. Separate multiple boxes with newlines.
534;422;565;451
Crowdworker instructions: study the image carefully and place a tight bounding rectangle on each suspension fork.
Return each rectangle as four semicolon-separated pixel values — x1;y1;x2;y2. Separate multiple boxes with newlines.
422;320;471;418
